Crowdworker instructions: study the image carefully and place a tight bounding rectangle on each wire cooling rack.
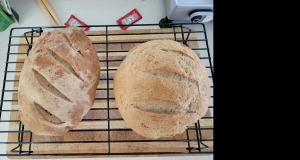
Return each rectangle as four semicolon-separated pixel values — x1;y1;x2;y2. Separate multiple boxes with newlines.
0;23;214;158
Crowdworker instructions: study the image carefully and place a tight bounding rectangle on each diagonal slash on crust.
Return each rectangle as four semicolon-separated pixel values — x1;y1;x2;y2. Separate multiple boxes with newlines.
32;68;72;102
47;48;83;81
34;102;64;124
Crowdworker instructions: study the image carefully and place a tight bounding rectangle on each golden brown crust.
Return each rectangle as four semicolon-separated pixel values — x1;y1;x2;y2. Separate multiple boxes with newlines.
114;39;210;139
18;26;100;136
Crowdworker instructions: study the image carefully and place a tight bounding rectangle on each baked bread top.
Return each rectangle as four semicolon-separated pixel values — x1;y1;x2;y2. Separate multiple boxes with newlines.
114;39;210;139
18;26;100;136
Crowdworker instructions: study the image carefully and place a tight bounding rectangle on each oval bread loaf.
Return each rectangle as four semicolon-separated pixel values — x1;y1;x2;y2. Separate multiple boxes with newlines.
114;39;210;139
18;26;100;136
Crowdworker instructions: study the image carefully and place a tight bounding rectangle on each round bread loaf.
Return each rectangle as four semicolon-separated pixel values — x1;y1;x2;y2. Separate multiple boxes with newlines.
18;27;100;136
114;39;210;139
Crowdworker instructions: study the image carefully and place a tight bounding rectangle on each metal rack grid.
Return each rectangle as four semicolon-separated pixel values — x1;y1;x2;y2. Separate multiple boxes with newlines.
0;23;214;158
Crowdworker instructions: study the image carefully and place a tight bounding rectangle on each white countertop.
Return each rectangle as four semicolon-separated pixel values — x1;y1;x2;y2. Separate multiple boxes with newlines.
0;0;213;159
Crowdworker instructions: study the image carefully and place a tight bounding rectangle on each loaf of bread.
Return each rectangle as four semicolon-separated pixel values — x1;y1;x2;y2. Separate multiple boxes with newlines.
18;26;100;136
114;39;210;139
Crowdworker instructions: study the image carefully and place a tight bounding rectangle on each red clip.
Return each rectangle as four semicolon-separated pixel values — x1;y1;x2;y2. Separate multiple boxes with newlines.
116;8;142;30
65;15;90;31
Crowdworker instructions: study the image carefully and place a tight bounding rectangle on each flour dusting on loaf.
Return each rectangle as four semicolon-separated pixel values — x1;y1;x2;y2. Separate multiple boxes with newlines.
114;39;210;139
18;26;100;136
